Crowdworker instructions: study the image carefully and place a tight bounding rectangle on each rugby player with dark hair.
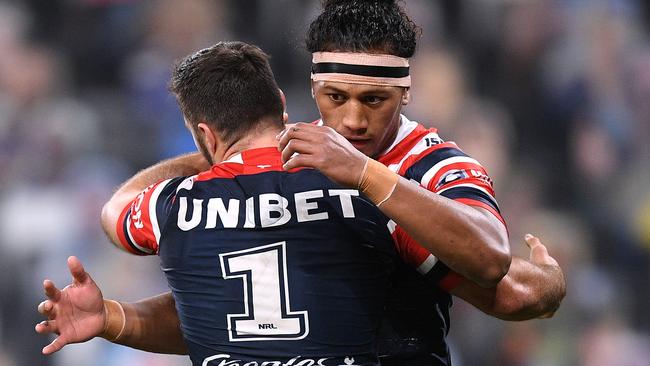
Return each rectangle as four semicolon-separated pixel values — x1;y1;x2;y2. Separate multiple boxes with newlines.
280;0;566;364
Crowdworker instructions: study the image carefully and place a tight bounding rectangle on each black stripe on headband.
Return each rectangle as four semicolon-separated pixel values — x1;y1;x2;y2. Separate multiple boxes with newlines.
312;62;409;78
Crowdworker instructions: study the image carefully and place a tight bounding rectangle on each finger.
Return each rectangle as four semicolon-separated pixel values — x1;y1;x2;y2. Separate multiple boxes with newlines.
537;311;555;319
68;256;89;284
37;300;54;316
276;127;288;142
530;243;551;263
277;124;302;150
42;336;67;355
35;320;59;335
524;233;541;249
283;153;315;171
528;241;560;267
277;123;319;151
281;139;316;163
43;280;61;302
276;123;296;141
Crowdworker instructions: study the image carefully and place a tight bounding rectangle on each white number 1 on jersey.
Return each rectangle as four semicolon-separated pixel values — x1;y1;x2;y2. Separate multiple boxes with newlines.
219;242;309;341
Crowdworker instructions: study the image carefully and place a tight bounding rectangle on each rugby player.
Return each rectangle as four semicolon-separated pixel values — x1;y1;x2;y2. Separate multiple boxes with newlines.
277;0;565;364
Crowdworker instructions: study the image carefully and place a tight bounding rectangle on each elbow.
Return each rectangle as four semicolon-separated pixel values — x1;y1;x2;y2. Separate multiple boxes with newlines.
475;247;511;288
477;264;509;288
101;198;126;245
100;201;115;234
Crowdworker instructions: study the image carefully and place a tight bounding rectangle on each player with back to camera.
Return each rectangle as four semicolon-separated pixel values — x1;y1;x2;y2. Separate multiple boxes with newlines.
36;1;565;364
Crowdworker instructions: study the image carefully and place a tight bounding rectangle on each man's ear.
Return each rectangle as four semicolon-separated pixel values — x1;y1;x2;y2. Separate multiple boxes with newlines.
310;80;316;99
197;122;219;156
402;88;411;105
279;88;289;123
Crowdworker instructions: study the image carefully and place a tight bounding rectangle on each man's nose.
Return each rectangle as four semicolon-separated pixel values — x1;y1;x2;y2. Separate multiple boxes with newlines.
340;101;368;133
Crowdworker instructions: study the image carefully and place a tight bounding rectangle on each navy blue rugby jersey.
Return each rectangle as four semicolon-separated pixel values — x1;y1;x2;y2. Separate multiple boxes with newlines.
115;147;434;366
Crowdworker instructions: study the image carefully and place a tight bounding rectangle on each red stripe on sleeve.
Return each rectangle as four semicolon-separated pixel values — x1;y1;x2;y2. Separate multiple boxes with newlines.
391;226;432;268
438;271;464;292
127;188;158;252
114;181;169;255
454;197;507;229
115;204;147;255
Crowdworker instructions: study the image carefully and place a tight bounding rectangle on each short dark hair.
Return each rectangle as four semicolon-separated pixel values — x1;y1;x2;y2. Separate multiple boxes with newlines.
170;41;284;143
306;0;421;58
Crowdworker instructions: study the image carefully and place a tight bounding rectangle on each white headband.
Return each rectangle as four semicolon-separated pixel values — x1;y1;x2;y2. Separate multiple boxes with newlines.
311;52;411;87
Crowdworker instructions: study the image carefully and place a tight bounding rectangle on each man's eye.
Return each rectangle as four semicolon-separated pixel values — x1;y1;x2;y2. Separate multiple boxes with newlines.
364;96;385;104
328;94;346;102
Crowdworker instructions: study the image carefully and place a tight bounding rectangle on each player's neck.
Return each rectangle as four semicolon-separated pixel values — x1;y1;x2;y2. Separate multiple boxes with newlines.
220;123;283;162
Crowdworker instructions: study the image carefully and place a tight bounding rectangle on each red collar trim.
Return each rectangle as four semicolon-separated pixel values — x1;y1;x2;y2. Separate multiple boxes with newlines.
195;147;287;181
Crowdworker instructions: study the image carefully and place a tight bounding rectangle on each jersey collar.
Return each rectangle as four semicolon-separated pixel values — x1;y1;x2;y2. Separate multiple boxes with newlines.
220;147;284;171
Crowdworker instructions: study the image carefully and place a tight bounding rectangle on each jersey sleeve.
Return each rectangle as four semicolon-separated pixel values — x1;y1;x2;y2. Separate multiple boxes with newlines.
115;177;187;255
389;139;505;292
389;221;464;292
400;141;506;227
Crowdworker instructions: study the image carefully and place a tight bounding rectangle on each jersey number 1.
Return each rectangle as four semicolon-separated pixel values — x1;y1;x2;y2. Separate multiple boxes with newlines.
219;242;309;341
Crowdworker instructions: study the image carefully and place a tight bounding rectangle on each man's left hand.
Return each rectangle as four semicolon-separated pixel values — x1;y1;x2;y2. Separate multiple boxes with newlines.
35;256;106;354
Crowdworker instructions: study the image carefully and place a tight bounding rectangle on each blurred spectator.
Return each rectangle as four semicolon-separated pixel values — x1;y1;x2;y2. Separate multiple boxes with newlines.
123;0;229;162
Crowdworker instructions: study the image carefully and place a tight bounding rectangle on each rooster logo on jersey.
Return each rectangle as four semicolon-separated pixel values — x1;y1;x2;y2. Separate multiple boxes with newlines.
435;169;470;189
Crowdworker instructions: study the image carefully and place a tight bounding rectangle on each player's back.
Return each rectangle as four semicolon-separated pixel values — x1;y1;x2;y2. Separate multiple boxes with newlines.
154;148;395;366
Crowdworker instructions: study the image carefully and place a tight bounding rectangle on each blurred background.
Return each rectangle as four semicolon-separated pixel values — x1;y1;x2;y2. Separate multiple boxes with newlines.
0;0;648;365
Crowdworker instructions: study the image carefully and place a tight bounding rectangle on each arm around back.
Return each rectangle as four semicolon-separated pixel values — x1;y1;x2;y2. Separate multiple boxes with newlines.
101;152;210;250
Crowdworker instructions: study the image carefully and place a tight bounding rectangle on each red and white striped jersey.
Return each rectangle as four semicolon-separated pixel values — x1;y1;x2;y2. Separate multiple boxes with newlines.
377;115;503;225
374;115;507;364
314;114;506;294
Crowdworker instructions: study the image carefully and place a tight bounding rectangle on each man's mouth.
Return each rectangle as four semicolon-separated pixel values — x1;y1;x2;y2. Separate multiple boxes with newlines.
346;138;371;149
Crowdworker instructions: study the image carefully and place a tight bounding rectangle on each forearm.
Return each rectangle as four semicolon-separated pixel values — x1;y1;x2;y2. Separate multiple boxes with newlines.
452;256;566;320
113;152;209;199
101;152;210;245
102;292;187;354
379;176;510;287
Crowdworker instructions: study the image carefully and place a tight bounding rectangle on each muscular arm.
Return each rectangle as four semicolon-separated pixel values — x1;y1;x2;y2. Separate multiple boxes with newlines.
101;152;210;247
379;178;510;287
278;123;510;287
450;235;566;320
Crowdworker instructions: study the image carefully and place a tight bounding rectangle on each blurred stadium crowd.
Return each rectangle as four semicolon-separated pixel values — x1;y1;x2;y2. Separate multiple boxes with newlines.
0;1;648;365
